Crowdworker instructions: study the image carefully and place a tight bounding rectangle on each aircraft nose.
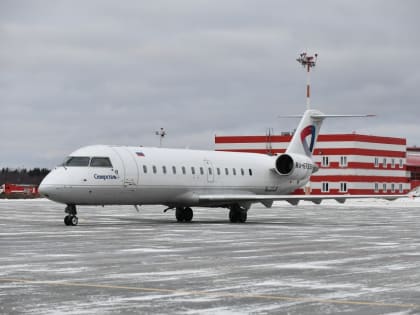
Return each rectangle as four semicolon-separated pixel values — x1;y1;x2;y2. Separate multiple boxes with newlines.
38;182;52;198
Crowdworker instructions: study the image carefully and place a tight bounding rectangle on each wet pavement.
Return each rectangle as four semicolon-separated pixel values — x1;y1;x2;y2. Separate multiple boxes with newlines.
1;198;420;314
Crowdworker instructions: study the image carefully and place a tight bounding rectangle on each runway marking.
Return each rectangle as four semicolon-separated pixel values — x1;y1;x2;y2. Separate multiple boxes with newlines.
1;277;419;309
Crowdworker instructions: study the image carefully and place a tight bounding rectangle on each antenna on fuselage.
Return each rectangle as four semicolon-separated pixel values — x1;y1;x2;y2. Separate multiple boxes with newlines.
296;52;318;110
155;128;167;147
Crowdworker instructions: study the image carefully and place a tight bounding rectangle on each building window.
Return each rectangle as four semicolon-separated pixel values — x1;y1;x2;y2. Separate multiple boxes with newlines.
391;183;395;192
322;156;329;167
191;167;196;175
383;158;387;168
374;157;379;168
391;159;395;168
374;183;379;192
181;166;186;175
383;183;387;192
152;165;157;174
399;159;403;168
162;166;167;174
322;182;329;192
399;183;403;192
143;165;148;174
172;166;176;174
340;182;348;192
340;156;348;167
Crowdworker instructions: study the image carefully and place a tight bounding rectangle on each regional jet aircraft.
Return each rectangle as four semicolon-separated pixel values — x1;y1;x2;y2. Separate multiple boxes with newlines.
39;109;404;225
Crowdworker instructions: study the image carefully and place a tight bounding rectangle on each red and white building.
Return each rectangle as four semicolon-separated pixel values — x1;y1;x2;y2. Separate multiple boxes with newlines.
215;133;410;195
407;147;420;190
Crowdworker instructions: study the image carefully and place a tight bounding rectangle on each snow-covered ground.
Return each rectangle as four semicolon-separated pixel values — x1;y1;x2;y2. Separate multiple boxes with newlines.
0;199;420;314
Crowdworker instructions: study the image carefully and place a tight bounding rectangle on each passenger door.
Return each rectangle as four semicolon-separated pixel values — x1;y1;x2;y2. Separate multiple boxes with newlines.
112;147;139;186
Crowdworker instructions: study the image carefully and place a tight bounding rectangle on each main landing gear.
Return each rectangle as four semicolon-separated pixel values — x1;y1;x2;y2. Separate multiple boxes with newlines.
175;207;193;222
64;204;78;226
229;204;248;223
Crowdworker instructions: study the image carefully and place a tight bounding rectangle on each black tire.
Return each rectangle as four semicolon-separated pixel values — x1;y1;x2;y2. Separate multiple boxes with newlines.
184;207;193;222
229;210;239;223
239;211;247;223
64;215;71;226
229;208;247;223
175;208;185;222
70;216;78;226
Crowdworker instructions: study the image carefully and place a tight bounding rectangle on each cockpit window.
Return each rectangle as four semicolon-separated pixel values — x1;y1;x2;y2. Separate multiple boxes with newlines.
90;157;113;168
63;156;90;167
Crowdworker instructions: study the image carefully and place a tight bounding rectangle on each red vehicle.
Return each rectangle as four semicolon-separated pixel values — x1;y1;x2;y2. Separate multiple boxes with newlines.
0;183;39;198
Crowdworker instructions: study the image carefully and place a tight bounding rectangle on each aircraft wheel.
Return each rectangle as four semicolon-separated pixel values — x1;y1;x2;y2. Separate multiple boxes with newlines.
229;207;247;223
175;207;193;222
70;216;78;226
175;207;185;222
64;215;71;226
239;211;247;223
184;207;193;222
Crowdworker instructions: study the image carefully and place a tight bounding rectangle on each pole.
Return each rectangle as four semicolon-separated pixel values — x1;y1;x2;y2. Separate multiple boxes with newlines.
306;63;311;109
296;52;318;110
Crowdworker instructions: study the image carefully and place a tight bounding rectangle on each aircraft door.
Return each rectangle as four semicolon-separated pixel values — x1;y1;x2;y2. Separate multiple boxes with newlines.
112;147;139;186
204;160;214;183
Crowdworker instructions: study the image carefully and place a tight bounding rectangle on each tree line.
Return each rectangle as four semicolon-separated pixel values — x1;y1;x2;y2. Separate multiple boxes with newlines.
0;168;50;186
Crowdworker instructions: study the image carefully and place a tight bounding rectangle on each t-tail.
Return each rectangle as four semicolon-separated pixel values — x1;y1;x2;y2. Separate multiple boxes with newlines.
273;109;374;180
285;110;375;158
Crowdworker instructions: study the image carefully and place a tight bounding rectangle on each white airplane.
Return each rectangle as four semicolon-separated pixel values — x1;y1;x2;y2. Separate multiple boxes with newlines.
39;109;404;226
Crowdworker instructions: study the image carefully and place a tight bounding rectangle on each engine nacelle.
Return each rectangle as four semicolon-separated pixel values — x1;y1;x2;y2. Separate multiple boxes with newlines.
274;153;315;181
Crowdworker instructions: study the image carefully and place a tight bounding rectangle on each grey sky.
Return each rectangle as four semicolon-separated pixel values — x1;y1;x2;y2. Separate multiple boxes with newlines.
1;0;419;168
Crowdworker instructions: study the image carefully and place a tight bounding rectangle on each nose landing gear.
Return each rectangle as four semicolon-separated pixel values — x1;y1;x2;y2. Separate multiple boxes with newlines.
64;204;78;226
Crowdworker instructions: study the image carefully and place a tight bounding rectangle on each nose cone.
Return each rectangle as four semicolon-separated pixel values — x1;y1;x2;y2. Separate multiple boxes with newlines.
38;173;54;198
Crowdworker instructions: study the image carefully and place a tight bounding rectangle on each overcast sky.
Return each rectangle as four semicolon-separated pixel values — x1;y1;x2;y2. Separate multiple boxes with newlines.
1;0;419;168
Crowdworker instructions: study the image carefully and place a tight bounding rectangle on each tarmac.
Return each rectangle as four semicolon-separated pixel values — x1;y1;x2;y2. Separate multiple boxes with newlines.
1;198;420;314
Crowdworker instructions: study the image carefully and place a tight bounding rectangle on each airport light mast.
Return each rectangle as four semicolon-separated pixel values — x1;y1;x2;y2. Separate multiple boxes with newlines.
155;128;166;147
297;52;318;109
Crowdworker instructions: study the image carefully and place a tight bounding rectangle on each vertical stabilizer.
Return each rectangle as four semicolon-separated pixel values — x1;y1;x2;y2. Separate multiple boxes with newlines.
285;109;325;158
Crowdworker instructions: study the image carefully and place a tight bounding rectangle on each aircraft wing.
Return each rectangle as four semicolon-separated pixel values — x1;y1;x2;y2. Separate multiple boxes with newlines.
198;193;412;207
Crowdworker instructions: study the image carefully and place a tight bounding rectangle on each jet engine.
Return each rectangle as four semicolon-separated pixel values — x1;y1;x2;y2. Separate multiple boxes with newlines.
274;153;316;181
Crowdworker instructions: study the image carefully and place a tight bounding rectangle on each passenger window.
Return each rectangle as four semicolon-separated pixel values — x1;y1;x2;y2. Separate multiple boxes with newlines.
200;167;204;175
90;157;113;168
182;166;186;175
241;168;244;176
232;168;236;176
172;166;176;174
143;165;148;174
225;168;229;175
63;156;90;167
162;166;167;174
216;168;221;175
191;167;196;175
208;168;212;175
249;169;253;176
152;165;157;174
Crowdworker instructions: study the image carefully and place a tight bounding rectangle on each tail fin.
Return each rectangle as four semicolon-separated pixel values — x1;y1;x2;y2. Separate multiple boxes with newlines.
286;109;325;157
285;110;375;158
